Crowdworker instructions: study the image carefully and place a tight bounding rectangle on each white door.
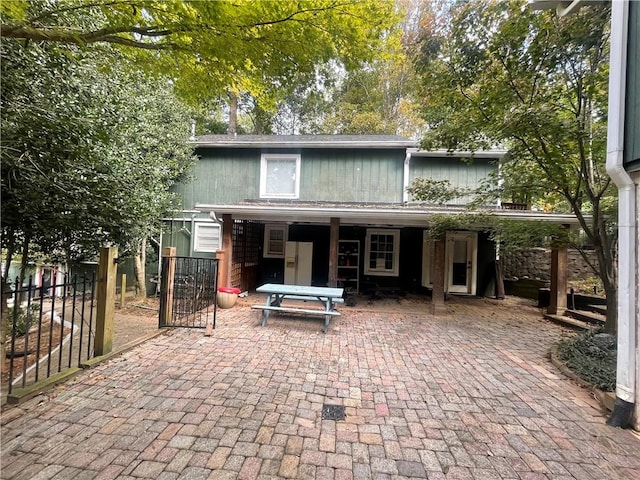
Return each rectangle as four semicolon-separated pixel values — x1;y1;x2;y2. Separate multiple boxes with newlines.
422;231;478;295
284;241;313;285
446;231;477;295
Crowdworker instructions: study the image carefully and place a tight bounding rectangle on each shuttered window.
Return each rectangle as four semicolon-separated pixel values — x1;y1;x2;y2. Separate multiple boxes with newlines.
193;223;221;253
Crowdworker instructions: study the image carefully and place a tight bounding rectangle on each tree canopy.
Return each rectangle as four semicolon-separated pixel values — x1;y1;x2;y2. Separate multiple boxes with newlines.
1;0;401;104
415;0;616;330
1;39;196;274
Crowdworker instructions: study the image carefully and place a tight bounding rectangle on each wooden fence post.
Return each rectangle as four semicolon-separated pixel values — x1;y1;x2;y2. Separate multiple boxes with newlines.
160;247;176;326
120;273;126;308
95;247;118;356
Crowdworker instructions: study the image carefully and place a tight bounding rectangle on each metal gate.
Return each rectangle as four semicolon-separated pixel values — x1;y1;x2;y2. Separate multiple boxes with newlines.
159;256;218;328
4;274;96;395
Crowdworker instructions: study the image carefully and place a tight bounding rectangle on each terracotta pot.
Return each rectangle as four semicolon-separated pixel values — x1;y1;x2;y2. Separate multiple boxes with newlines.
217;287;241;309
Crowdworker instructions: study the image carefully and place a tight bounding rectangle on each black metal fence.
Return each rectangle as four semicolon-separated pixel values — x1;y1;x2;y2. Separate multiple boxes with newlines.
159;257;218;328
3;274;96;395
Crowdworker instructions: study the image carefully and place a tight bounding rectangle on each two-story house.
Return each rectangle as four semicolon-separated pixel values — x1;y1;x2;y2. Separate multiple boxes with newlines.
162;134;579;306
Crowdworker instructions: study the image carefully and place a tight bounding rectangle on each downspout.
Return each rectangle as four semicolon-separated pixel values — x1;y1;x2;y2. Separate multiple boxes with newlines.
402;150;412;204
605;0;636;428
555;0;582;17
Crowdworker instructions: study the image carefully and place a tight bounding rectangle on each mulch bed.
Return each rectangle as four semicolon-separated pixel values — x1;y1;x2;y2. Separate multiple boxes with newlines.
3;317;70;387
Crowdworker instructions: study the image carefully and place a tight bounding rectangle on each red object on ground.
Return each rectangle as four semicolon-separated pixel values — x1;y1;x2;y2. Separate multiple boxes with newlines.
218;287;241;294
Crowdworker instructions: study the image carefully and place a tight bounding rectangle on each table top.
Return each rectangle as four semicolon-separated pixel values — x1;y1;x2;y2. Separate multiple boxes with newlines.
256;283;344;298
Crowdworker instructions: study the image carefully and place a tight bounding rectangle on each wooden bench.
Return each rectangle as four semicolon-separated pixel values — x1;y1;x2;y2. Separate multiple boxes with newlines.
252;305;340;332
252;305;341;316
271;295;344;304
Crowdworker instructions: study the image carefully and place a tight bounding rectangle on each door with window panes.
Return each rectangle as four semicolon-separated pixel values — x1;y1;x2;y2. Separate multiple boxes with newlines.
421;230;477;295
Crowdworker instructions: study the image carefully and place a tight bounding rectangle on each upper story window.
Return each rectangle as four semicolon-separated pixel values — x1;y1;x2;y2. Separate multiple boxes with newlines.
260;154;301;199
364;229;400;277
193;222;221;253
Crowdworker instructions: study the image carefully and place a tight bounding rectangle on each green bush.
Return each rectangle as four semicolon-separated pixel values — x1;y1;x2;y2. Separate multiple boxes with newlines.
556;328;616;392
5;304;40;337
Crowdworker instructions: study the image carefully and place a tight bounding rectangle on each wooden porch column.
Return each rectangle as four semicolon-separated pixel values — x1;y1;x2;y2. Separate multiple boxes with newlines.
431;239;446;314
217;214;233;288
328;217;340;287
548;243;568;315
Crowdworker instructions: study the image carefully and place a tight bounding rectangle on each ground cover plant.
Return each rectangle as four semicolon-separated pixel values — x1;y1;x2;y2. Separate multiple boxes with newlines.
556;328;616;392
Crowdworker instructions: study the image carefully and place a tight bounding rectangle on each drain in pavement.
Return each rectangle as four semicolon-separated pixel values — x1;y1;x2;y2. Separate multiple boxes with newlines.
321;404;346;420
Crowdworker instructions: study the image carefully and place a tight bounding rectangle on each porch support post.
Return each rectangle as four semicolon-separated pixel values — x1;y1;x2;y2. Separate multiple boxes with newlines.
431;239;446;314
217;214;233;288
328;217;340;287
548;241;568;315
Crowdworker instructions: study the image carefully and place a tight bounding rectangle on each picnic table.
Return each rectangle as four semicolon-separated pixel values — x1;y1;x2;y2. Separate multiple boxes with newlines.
252;283;344;333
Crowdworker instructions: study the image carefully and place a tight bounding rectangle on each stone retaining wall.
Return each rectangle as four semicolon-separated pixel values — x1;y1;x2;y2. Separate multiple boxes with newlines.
502;247;598;284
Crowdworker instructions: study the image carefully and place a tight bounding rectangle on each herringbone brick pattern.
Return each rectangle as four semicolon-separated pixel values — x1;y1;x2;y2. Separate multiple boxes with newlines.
2;296;639;479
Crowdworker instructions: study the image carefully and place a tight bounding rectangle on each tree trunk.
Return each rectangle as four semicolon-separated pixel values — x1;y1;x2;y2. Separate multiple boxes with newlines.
228;91;238;136
133;237;147;300
494;258;505;300
604;284;617;333
593;241;618;333
1;239;16;372
17;236;30;304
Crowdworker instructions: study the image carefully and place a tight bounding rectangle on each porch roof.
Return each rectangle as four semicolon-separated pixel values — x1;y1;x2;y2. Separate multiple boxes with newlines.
194;201;583;228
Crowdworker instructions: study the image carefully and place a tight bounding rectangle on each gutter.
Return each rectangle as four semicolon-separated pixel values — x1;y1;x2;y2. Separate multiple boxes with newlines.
605;0;636;428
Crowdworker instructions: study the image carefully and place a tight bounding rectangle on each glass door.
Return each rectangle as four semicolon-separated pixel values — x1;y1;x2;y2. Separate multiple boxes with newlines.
446;232;477;295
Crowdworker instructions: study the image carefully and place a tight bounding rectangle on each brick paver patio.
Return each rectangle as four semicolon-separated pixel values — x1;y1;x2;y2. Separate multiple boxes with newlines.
2;296;639;479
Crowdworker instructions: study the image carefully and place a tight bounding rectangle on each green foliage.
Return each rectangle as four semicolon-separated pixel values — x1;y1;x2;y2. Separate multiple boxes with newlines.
6;304;40;338
415;0;617;330
556;329;616;392
1;39;196;263
423;214;491;241
489;219;570;253
406;178;469;205
423;214;568;254
1;0;401;106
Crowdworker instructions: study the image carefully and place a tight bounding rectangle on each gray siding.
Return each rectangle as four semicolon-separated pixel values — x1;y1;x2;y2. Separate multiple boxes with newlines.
408;157;497;205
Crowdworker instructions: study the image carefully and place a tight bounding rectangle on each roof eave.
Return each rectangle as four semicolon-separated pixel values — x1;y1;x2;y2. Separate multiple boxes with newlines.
194;203;583;227
190;140;416;149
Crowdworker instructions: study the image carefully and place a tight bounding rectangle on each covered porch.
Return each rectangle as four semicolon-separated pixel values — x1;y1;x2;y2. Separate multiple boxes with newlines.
196;202;580;315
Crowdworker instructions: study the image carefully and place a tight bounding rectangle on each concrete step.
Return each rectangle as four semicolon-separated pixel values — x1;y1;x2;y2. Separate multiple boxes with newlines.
565;309;606;325
587;304;607;316
544;313;594;330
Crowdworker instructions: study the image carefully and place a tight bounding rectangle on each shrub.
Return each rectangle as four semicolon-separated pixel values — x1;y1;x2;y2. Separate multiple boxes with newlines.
5;304;40;337
556;328;616;392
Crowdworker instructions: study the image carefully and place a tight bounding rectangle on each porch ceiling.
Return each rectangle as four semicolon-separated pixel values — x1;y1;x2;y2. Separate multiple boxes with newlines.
194;202;584;228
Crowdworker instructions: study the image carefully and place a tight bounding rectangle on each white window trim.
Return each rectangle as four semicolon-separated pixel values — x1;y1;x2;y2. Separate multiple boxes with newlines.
193;222;221;253
364;228;400;277
263;224;289;258
260;153;301;199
